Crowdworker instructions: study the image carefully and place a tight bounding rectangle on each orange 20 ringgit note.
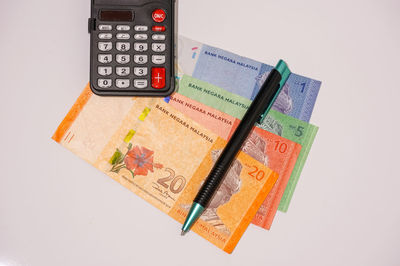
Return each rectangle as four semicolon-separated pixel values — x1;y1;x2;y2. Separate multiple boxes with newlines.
53;85;278;253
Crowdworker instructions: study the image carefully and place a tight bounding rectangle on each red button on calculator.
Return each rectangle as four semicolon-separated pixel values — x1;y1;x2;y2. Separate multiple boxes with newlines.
152;68;166;89
152;26;166;32
152;9;166;23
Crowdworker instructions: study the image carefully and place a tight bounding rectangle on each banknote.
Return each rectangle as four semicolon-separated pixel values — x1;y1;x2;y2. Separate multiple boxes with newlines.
176;75;319;212
168;93;301;230
176;35;321;122
52;85;278;253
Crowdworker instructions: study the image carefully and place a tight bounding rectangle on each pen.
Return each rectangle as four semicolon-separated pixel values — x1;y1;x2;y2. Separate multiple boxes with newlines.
181;60;291;235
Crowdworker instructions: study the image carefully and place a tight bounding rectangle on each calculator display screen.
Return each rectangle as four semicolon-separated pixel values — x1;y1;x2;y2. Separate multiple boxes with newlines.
100;10;133;21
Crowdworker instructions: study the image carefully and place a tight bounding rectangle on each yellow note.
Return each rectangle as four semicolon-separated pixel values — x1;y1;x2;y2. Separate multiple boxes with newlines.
53;84;278;253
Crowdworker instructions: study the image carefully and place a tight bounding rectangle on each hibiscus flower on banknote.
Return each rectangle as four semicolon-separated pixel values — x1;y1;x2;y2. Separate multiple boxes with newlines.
109;144;163;178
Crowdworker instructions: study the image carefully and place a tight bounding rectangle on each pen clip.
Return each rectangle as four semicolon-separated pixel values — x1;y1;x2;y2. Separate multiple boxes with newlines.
257;60;291;124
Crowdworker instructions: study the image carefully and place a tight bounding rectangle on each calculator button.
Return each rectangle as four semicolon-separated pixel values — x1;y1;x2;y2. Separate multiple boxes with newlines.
134;34;148;40
152;34;166;41
152;9;166;23
152;43;166;52
116;25;131;31
98;42;112;51
116;79;130;89
98;25;112;31
152;55;166;65
116;42;131;52
98;54;112;63
116;33;130;40
134;67;148;76
134;43;148;52
116;67;130;76
98;79;112;89
152;68;166;89
152;26;166;32
116;55;131;64
134;79;148;89
135;25;148;31
98;33;112;40
134;55;148;64
98;66;112;76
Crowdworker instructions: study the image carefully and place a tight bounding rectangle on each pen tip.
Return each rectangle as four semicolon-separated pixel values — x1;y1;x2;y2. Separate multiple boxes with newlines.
181;230;186;236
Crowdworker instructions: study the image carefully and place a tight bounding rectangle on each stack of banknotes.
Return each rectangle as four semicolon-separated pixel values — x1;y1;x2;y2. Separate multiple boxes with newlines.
53;36;321;253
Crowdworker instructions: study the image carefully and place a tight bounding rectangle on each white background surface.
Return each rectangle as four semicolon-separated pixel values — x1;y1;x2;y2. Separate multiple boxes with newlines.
1;0;400;265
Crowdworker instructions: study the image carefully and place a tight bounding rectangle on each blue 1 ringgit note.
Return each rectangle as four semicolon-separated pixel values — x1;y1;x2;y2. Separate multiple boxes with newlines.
177;35;321;122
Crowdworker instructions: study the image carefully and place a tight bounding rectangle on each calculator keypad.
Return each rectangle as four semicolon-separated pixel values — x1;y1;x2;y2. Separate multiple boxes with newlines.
152;34;166;41
134;79;148;89
98;33;112;40
134;55;148;64
152;43;166;52
98;42;112;51
134;34;148;41
116;33;130;40
134;67;148;76
152;9;166;23
98;54;112;63
152;26;166;32
98;66;112;76
116;42;130;52
152;55;165;65
116;54;130;64
90;3;174;95
98;25;112;31
134;43;148;52
135;25;148;31
152;68;166;89
116;25;130;31
98;79;112;89
116;79;130;89
116;67;130;76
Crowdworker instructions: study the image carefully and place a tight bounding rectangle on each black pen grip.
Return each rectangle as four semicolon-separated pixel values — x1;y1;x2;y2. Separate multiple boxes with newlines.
194;164;226;205
194;69;283;207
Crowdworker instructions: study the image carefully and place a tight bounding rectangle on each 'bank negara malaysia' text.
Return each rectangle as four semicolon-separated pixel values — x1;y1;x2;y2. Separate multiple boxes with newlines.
204;50;259;71
169;95;234;127
188;83;250;110
155;104;215;144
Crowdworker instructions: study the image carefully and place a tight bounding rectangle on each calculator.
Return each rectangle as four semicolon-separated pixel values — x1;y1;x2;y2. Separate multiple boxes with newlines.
88;0;176;96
